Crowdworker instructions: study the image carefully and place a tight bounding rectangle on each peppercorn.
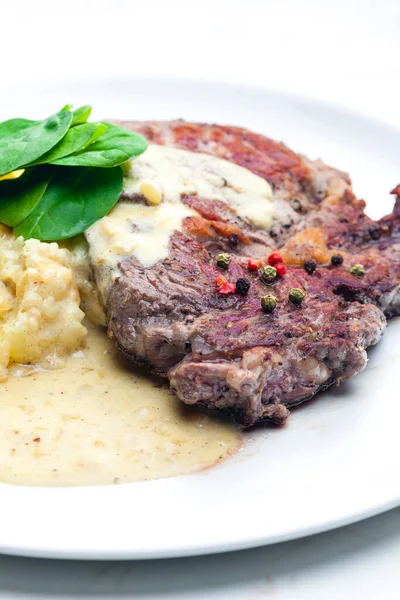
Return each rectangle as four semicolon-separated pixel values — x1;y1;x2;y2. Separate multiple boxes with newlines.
275;262;287;277
261;294;277;313
289;287;306;304
218;282;236;294
368;226;381;241
215;275;227;287
349;263;365;278
235;277;250;297
331;254;343;266
304;259;317;275
268;252;283;266
215;275;235;294
247;259;259;272
260;265;277;284
228;233;239;246
216;253;231;270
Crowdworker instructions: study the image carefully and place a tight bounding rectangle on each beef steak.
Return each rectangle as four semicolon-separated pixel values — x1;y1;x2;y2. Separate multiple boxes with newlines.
88;121;400;426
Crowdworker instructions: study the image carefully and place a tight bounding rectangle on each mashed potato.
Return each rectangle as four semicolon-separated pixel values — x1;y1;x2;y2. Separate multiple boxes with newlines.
0;226;87;381
61;235;106;327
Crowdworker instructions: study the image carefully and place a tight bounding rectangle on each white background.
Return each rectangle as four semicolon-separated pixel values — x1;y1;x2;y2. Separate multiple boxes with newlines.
0;0;400;598
2;0;400;127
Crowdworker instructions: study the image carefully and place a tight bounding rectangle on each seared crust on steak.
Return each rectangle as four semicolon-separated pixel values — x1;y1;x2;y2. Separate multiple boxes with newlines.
97;121;400;426
115;120;353;246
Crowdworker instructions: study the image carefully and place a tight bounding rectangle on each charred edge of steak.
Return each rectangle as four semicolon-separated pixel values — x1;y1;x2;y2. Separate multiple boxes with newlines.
237;380;336;427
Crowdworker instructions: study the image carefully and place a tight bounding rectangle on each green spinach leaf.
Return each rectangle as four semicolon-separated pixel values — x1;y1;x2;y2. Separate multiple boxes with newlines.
80;123;108;149
0;110;72;177
0;105;148;242
26;122;104;166
0;168;50;227
71;105;92;126
49;124;147;168
14;166;123;241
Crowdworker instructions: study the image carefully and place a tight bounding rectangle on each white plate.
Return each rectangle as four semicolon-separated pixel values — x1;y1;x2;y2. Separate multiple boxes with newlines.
1;78;399;560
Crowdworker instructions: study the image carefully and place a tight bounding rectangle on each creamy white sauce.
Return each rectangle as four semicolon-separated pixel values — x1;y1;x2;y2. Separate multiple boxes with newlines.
0;324;241;487
123;144;274;229
86;144;274;281
87;200;197;273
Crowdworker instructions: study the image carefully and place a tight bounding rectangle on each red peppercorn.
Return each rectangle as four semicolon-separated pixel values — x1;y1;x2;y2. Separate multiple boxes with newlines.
218;282;236;294
275;262;286;277
247;259;259;271
215;275;227;286
268;252;283;266
215;275;235;294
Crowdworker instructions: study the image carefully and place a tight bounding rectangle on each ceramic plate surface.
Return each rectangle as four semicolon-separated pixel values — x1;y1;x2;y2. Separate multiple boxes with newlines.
1;78;399;559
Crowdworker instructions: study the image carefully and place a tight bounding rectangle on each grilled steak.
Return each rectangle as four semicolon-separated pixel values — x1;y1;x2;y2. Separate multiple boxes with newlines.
115;120;353;247
87;121;400;426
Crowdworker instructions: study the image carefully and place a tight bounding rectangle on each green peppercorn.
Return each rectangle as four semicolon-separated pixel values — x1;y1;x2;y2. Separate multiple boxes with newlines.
289;287;306;304
260;265;277;284
216;253;231;270
349;263;365;278
261;294;277;313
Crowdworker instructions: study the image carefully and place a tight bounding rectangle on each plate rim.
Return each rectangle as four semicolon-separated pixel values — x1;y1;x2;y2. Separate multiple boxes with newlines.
5;73;400;139
1;492;399;561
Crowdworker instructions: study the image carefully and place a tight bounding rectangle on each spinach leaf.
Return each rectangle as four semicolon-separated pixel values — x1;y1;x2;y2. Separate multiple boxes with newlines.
49;124;147;168
0;110;72;177
80;122;108;149
71;105;92;126
14;166;123;241
0;105;148;242
26;122;104;166
0;168;50;226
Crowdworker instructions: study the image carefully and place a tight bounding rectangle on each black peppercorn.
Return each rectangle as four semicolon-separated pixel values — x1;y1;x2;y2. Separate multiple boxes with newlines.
368;226;381;241
235;277;250;297
304;259;317;275
228;233;239;246
331;254;343;266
